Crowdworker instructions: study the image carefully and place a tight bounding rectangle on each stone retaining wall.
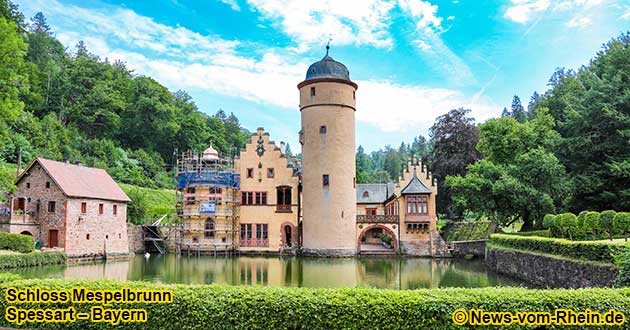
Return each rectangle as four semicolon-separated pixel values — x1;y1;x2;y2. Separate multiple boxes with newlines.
451;240;486;257
127;224;144;254
486;246;618;288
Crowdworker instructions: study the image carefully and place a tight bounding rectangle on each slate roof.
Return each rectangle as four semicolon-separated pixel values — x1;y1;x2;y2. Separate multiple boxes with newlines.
17;158;131;202
356;183;395;204
400;172;432;195
305;53;351;81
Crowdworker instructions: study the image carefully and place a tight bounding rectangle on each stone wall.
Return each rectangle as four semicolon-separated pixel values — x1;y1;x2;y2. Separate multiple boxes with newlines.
127;224;144;254
486;246;618;288
451;240;486;257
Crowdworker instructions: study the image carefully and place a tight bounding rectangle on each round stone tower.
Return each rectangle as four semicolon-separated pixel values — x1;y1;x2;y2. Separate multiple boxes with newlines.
298;47;357;256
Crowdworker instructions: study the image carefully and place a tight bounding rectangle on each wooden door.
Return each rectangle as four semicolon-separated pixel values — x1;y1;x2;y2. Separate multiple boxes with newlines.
48;229;58;247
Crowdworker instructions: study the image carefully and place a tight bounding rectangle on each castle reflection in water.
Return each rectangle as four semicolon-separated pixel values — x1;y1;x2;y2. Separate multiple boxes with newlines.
12;255;524;289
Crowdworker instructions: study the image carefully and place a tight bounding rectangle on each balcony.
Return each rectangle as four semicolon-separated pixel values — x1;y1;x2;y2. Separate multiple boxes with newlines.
275;204;292;213
356;214;399;224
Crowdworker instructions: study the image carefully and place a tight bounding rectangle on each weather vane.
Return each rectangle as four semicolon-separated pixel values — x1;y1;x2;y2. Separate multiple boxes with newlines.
326;35;332;55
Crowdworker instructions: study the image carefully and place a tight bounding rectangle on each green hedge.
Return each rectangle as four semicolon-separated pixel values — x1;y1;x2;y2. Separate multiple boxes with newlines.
504;229;551;237
489;234;630;264
542;211;630;241
0;252;66;269
0;278;630;329
0;232;34;253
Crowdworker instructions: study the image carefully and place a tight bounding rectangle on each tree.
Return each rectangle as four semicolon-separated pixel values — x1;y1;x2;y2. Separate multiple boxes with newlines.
0;0;25;30
29;12;50;34
0;17;28;122
613;212;630;241
510;95;526;122
356;145;370;183
447;109;569;231
537;33;630;211
599;210;616;240
429;108;481;217
583;211;600;240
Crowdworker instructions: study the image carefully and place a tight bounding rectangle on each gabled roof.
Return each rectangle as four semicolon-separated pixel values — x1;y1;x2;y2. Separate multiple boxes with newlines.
17;158;131;202
401;169;432;195
356;183;395;204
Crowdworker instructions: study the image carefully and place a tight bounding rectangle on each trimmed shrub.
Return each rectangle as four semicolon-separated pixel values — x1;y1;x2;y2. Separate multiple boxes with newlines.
577;211;588;228
614;212;630;241
489;234;630;264
542;214;555;229
504;230;551;237
558;213;578;240
583;211;601;239
1;279;630;329
0;252;66;269
0;232;34;253
600;210;617;240
618;248;630;287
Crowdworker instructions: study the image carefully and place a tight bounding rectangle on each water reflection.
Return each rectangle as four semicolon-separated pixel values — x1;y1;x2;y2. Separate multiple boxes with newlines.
12;255;525;289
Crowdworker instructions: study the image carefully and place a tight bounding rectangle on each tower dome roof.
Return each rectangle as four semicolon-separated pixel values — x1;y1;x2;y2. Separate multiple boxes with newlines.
202;144;219;161
304;46;351;81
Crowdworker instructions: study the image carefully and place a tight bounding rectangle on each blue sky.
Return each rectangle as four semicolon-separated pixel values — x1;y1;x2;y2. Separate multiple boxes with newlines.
15;0;630;151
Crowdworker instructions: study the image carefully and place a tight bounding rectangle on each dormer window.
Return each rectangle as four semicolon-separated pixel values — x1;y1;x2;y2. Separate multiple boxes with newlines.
362;191;369;198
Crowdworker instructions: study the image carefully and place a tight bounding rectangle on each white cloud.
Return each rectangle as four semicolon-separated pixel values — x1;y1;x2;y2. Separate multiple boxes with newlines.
357;80;497;132
19;0;497;133
398;0;476;85
504;0;550;24
504;0;606;24
219;0;241;11
565;16;592;27
397;0;443;30
621;11;630;19
246;0;396;50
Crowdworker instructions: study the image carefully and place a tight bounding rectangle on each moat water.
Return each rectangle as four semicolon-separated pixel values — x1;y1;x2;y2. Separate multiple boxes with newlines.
12;255;525;289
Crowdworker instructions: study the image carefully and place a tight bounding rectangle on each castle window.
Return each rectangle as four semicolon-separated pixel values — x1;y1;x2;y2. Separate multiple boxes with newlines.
353;91;356;100
45;181;51;189
320;125;327;134
267;168;274;178
86;234;90;240
99;203;104;215
256;224;268;240
205;219;215;239
26;182;30;189
47;201;56;213
310;87;316;97
406;195;428;215
276;186;292;212
113;204;117;215
186;187;195;193
246;168;254;178
241;192;254;205
322;174;329;186
81;202;87;214
254;192;267;205
366;208;377;215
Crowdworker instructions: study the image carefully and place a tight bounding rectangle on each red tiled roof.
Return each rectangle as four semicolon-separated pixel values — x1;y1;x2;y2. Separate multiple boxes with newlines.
18;158;131;202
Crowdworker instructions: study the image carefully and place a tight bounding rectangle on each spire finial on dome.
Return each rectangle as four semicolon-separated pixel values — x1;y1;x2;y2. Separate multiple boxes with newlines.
326;35;332;56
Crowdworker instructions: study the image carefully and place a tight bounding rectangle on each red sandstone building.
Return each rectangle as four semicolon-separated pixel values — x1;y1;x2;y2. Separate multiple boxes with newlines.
1;158;130;258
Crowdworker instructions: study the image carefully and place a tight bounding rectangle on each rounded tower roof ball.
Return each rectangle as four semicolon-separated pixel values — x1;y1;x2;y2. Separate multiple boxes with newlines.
202;144;219;161
305;47;351;81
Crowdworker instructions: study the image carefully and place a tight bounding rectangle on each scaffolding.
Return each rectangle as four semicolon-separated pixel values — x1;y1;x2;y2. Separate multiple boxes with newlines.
175;149;241;256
